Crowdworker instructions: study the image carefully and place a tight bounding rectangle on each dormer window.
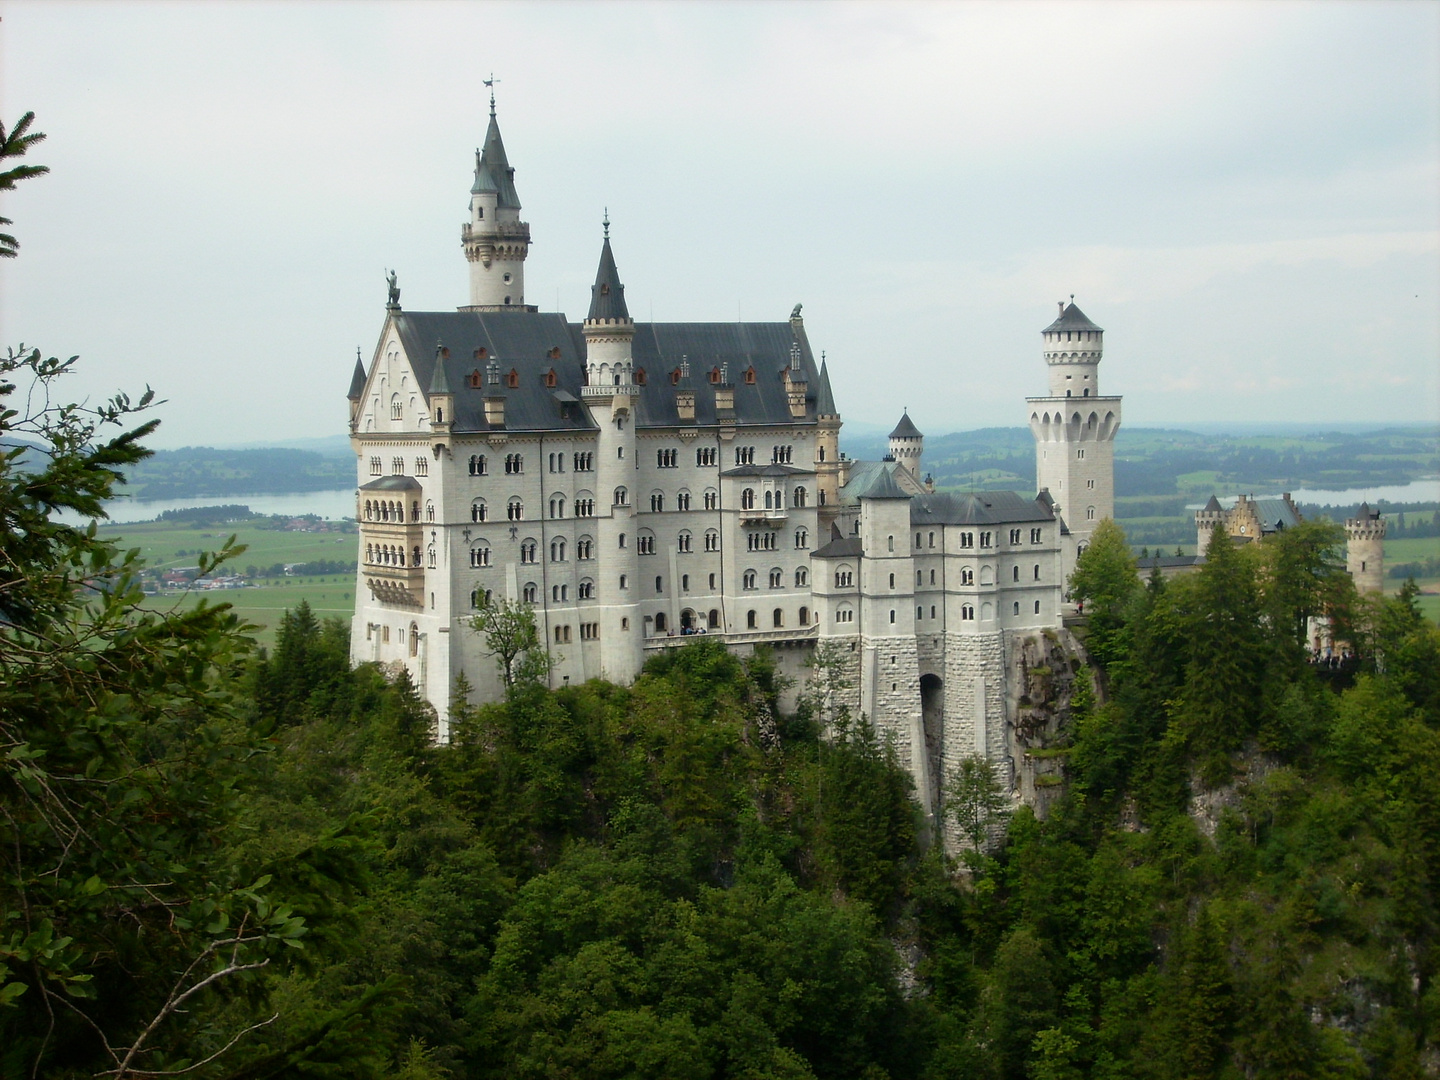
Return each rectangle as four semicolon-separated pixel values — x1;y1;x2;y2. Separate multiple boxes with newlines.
671;368;681;385
709;367;722;384
507;368;520;389
504;296;511;305
600;283;611;295
744;366;756;385
549;346;561;360
469;369;483;388
634;368;646;385
544;368;558;388
475;347;488;360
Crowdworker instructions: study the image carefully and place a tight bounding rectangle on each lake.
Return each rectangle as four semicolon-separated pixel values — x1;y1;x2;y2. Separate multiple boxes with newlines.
62;488;358;525
1189;478;1440;511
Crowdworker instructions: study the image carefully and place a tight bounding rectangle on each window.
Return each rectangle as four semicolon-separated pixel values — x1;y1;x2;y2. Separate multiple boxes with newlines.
1031;527;1042;544
469;454;487;476
746;610;757;629
696;447;717;467
507;497;523;521
657;448;677;468
655;575;664;593
470;587;492;608
743;570;757;590
1009;529;1021;544
637;532;655;555
835;568;854;588
618;533;627;549
741;488;755;510
980;531;993;548
551;584;569;602
577;537;594;560
678;530;693;553
523;582;537;603
916;533;922;548
773;608;783;627
799;606;809;626
704;530;719;552
426;545;436;568
548;452;565;473
415;456;428;476
1034;600;1041;614
1077;448;1086;460
961;568;974;586
769;568;783;588
836;605;854;624
554;625;572;643
681;574;690;592
1086;506;1096;521
619;574;628;590
744;367;756;385
794;527;808;549
962;604;975;620
573;451;593;471
391;399;402;420
795;567;808;587
793;486;807;507
889;609;896;624
369;456;382;476
650;492;665;513
917;607;923;620
506;369;519;388
549;495;566;519
550;538;566;562
1087;479;1096;489
520;540;537;564
917;570;923;586
889;573;896;589
887;535;894;552
772;445;792;464
704;489;718;511
469;544;491;568
621;617;629;630
579;579;595;599
735;446;755;465
1014;602;1021;615
633;368;646;386
676;490;691;511
545;368;558;388
392;457;405;475
614;486;628;506
575;497;594;517
709;573;716;589
1013;565;1020;582
581;622;599;640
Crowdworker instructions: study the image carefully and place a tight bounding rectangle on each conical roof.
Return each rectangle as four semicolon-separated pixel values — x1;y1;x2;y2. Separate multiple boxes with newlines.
347;351;367;400
816;359;837;416
1202;495;1223;513
889;410;922;439
471;112;521;209
1356;501;1372;519
428;346;452;395
1043;301;1103;334
586;235;630;322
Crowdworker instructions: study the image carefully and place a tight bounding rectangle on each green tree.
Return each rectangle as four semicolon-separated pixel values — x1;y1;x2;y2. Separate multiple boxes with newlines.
1067;518;1140;668
947;753;1011;861
468;595;549;691
0;111;48;258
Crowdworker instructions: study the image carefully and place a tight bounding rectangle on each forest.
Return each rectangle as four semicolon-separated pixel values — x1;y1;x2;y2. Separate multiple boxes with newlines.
5;322;1440;1078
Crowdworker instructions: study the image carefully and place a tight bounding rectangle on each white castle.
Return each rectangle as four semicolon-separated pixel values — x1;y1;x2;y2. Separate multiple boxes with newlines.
347;101;1120;826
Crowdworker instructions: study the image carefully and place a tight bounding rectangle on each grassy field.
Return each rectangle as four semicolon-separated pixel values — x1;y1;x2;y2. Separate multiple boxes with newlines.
138;578;356;650
1386;535;1440;624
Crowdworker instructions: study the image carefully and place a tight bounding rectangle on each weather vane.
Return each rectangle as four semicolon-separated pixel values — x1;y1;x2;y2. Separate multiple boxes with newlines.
483;73;500;115
603;207;610;240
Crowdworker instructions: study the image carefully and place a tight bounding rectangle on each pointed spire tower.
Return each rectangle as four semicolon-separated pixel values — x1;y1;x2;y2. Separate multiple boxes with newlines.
462;81;531;310
813;348;844;528
347;347;368;430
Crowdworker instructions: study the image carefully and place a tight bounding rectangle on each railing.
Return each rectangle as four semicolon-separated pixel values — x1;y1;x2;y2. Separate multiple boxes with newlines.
643;625;817;650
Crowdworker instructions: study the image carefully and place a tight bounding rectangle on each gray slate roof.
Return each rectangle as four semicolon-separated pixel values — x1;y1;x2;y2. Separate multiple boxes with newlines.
382;309;825;434
587;237;630;322
815;359;837;416
348;353;368;400
1251;498;1301;533
428;346;452;394
889;411;922;439
858;468;913;500
722;463;809;478
1202;494;1223;512
472;112;521;208
1043;301;1102;334
910;490;1056;526
813;533;863;559
360;475;423;493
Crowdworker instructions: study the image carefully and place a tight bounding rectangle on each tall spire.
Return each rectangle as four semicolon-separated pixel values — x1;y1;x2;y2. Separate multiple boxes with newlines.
816;357;837;416
586;222;630;323
471;110;520;209
347;347;367;400
463;85;530;309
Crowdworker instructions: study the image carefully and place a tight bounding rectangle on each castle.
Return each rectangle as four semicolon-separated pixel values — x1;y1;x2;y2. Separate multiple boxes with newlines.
347;99;1122;828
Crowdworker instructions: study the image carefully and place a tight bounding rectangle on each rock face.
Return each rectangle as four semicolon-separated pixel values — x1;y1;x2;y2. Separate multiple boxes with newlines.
1005;627;1092;819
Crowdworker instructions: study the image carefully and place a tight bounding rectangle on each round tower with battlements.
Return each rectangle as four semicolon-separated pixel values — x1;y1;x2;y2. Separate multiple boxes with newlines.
1346;502;1386;595
1195;494;1225;552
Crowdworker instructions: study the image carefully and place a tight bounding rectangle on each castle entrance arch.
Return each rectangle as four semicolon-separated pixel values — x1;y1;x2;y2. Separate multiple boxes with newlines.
680;608;696;631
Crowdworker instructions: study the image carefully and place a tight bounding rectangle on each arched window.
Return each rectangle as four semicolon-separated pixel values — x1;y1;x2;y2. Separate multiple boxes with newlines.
470;587;492;609
520;540;537;564
614;486;628;506
469;454;487;476
793;486;807;508
836;603;854;624
764;490;774;510
1086;506;1096;521
655;612;667;633
704;489;718;510
471;499;487;522
961;568;974;585
769;568;783;588
390;394;402;420
795;567;808;587
1013;565;1020;582
577;536;594;560
773;608;783;628
426;545;436;568
799;606;809;626
507;497;523;521
962;604;975;620
550;495;566;519
746;610;757;629
469;542;491;568
794;527;808;549
743;570;757;590
409;622;419;658
579;578;595;600
704;530;720;552
676;489;691;511
550;538;566;562
741;488;755;510
522;582;537;603
887;535;894;552
650;491;664;513
426;501;435;522
677;530;693;553
1034;564;1041;580
708;609;720;629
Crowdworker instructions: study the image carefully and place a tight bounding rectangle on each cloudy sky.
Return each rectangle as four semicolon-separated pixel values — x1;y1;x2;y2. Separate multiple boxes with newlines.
1;1;1436;448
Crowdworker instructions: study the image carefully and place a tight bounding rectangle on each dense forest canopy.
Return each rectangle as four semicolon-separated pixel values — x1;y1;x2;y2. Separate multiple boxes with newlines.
6;111;1440;1080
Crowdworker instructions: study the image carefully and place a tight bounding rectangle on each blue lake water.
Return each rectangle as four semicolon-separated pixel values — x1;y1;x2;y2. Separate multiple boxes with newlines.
1187;478;1439;512
65;489;357;525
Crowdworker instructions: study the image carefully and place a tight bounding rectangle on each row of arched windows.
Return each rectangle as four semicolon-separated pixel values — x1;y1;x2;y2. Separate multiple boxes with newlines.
365;543;421;567
362;499;419;523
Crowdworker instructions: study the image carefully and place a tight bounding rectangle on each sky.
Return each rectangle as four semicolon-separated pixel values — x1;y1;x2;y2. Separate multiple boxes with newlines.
1;0;1437;449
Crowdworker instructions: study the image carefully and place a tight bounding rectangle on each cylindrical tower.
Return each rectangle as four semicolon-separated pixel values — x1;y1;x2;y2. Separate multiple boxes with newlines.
463;96;531;309
1195;495;1225;553
1042;298;1104;397
1346;502;1386;595
888;411;924;482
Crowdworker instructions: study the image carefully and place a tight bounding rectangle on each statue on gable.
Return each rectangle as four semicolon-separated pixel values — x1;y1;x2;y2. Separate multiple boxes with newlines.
386;269;401;308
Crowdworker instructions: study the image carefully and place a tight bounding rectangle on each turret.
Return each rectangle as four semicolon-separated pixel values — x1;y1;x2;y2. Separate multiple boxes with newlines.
347;348;367;430
1041;298;1103;397
428;343;454;448
1346;502;1386;594
582;215;635;387
888;411;923;482
1195;494;1225;552
462;88;531;309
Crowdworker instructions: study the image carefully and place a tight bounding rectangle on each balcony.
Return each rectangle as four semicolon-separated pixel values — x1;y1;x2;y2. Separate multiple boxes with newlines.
363;562;425;607
740;509;788;526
